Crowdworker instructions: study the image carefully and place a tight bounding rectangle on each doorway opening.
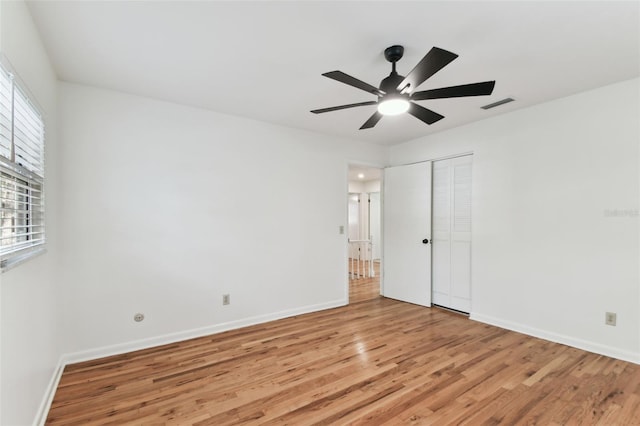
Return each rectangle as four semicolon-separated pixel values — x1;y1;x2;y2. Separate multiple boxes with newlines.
348;165;382;303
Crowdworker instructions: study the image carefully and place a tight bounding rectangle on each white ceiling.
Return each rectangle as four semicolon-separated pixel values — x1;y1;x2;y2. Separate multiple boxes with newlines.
348;166;382;183
26;1;640;146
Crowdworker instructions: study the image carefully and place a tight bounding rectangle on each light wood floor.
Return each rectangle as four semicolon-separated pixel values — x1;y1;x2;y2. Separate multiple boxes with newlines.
349;259;380;304
47;297;640;425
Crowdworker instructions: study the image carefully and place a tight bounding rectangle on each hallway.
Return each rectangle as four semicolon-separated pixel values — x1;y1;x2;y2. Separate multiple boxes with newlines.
349;259;380;303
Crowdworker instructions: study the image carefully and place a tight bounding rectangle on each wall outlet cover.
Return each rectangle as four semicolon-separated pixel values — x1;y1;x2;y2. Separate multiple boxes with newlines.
605;312;616;326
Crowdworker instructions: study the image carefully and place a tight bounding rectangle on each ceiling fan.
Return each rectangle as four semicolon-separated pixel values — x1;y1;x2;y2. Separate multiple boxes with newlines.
311;45;495;129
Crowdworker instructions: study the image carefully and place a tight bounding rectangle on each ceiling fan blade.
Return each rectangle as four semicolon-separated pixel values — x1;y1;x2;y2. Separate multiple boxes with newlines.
397;47;458;92
323;71;385;97
411;81;496;101
360;111;383;129
311;101;378;114
408;102;444;125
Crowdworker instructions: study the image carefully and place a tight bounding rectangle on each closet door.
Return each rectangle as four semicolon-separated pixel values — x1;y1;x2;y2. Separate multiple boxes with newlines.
432;155;472;313
383;162;432;307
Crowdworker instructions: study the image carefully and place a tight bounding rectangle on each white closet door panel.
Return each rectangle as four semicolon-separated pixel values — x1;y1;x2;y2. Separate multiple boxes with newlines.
451;156;472;313
451;297;471;313
432;155;472;313
432;240;451;294
433;293;449;307
431;159;451;307
452;157;472;234
451;241;471;299
383;162;432;307
432;160;451;232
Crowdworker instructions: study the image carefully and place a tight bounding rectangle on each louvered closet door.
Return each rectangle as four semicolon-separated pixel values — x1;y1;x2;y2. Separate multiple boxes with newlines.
432;155;472;313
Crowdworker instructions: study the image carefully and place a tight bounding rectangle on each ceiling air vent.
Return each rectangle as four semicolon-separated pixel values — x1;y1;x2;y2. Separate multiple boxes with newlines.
481;97;514;110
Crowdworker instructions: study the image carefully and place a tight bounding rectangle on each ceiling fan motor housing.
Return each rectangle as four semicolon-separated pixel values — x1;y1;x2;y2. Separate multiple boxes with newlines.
381;45;407;95
380;72;405;95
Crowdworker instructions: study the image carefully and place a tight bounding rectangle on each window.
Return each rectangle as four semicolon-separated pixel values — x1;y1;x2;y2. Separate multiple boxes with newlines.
0;61;45;271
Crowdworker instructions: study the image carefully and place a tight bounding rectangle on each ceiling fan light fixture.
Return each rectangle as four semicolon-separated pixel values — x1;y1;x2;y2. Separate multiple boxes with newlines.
377;97;410;116
312;45;495;129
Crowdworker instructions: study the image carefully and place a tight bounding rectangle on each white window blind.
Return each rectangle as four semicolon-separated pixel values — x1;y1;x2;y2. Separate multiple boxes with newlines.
0;61;45;271
0;69;11;160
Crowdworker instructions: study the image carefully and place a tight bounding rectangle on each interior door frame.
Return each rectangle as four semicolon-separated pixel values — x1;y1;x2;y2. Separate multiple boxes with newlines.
345;161;385;304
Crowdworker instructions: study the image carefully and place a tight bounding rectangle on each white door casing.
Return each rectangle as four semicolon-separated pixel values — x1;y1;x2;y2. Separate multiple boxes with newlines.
369;192;381;260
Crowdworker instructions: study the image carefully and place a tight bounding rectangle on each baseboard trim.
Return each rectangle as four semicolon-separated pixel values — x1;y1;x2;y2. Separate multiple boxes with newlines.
470;312;640;365
34;298;346;425
62;299;347;365
33;357;65;426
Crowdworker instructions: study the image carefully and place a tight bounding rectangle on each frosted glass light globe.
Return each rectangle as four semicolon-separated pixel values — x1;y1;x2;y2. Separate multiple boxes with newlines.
378;98;410;116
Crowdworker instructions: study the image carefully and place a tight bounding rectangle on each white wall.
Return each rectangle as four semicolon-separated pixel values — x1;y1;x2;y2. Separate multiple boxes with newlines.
348;181;364;193
58;83;388;357
391;78;640;362
0;1;61;424
348;180;380;194
364;180;381;193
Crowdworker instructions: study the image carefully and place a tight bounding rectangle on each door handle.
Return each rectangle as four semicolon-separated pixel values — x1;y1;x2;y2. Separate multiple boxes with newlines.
422;238;430;244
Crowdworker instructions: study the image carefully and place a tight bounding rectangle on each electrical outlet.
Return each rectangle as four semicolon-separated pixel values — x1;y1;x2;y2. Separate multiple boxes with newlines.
605;312;616;326
223;294;230;305
134;313;144;322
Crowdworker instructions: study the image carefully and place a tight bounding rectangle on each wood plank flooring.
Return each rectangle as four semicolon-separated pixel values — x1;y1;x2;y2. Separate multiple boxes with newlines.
47;297;640;425
349;259;380;304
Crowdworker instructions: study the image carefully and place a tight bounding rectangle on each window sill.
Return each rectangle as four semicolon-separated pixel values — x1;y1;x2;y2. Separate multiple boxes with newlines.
1;246;47;273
